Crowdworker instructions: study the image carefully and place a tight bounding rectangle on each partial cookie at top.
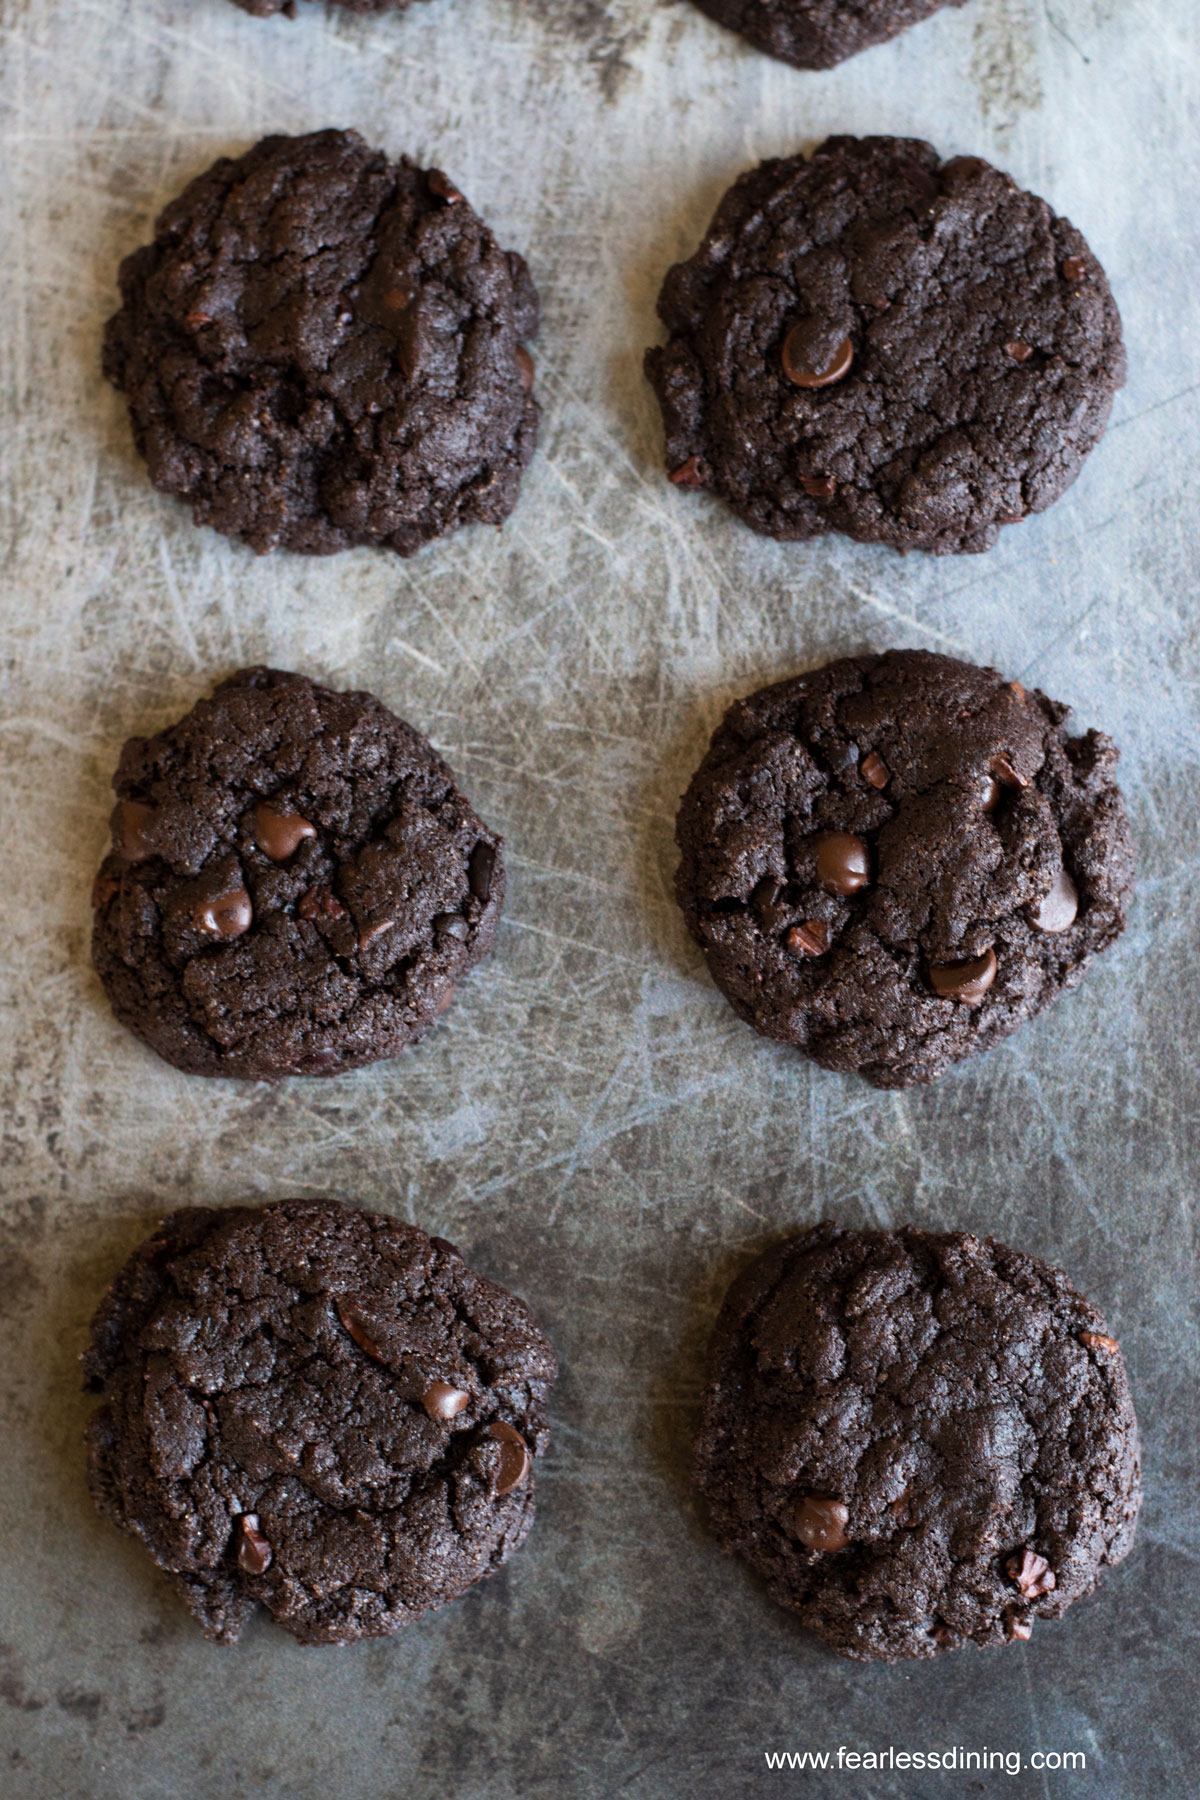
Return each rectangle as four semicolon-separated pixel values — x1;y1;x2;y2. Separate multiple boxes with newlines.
83;1199;557;1644
103;130;539;556
91;667;505;1081
645;137;1124;555
233;0;419;14
675;649;1133;1087
688;0;968;70
694;1222;1141;1661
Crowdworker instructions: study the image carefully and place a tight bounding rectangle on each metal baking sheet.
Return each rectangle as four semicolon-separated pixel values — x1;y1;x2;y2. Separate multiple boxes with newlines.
2;0;1197;1794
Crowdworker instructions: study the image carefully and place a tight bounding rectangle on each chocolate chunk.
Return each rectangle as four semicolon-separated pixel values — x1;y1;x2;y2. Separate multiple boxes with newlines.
1080;1331;1120;1354
1062;257;1087;282
928;946;997;1005
358;920;395;950
794;1496;850;1552
254;802;316;862
237;1513;273;1576
670;455;709;488
195;885;252;939
469;840;497;903
433;913;470;941
1008;681;1026;705
422;1381;471;1422
427;168;464;205
1029;868;1078;934
815;832;871;895
92;870;120;911
297;885;346;922
516;345;535;391
488;1422;531;1495
800;475;837;498
336;1302;384;1361
112;799;157;863
782;326;854;389
860;751;890;789
184;310;212;331
1005;340;1034;362
990;753;1028;790
786;920;831;958
979;772;1002;812
430;1237;460;1258
1006;1548;1056;1599
1006;1610;1034;1641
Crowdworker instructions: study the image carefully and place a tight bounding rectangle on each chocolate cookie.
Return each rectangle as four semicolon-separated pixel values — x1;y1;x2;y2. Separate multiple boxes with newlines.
83;1200;557;1644
233;0;416;13
694;1222;1141;1661
103;130;538;556
675;650;1133;1087
91;667;505;1081
645;137;1124;555
689;0;967;69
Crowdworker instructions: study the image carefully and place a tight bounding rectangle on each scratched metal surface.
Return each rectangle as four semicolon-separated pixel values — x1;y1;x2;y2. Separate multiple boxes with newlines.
1;0;1198;1794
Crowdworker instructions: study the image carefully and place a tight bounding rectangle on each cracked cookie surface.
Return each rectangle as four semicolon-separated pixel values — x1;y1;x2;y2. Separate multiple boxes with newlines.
91;666;505;1081
84;1199;557;1645
688;0;966;69
694;1222;1141;1661
645;136;1123;555
103;129;539;556
675;649;1133;1087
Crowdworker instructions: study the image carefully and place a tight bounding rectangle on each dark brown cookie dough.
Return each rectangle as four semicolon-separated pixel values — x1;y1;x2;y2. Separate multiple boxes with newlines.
645;137;1124;555
694;1222;1141;1662
103;130;539;556
675;649;1133;1087
689;0;967;69
84;1200;557;1645
91;667;505;1081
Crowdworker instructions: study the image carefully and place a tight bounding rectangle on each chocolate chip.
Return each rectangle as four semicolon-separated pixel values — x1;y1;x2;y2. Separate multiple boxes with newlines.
254;802;316;863
434;913;470;941
990;752;1028;790
428;169;464;205
383;287;411;311
336;1302;384;1361
786;920;830;958
1028;868;1078;934
516;345;535;391
237;1514;272;1576
800;475;837;498
91;869;120;910
468;840;497;903
487;1421;531;1495
1005;340;1034;362
860;750;890;789
782;327;854;389
793;1496;850;1552
1062;256;1087;282
979;773;1002;812
298;886;345;922
1006;1548;1056;1599
932;1622;953;1645
1008;680;1026;705
669;455;709;488
422;1381;471;1422
430;1236;461;1258
112;799;157;862
815;832;871;896
184;310;212;331
1080;1330;1120;1354
358;919;395;950
752;876;783;909
928;946;997;1005
1005;1610;1033;1641
195;884;252;939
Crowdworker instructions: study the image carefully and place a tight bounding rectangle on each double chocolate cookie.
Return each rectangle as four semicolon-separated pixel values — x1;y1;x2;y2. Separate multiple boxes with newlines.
694;1222;1141;1661
104;130;538;556
84;1200;557;1644
91;667;504;1081
645;137;1124;554
675;649;1133;1087
689;0;967;70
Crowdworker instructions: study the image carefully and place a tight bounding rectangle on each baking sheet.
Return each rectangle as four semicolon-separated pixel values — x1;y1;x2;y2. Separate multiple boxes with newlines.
1;0;1198;1794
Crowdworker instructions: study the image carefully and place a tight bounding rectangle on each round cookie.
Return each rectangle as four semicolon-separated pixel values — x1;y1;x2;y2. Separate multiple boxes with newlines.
91;667;505;1081
103;130;539;557
645;137;1124;555
83;1200;557;1645
694;1222;1141;1662
675;649;1133;1087
689;0;967;69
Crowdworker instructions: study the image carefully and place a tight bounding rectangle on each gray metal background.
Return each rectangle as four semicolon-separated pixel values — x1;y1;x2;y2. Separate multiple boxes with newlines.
1;0;1197;1794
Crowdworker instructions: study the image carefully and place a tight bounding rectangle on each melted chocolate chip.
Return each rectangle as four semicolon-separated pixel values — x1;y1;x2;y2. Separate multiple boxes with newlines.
254;802;316;862
112;799;158;862
488;1421;531;1495
1006;1548;1056;1599
469;840;497;903
815;832;871;896
860;750;890;789
928;946;997;1005
794;1496;850;1552
195;885;252;939
1028;868;1078;934
237;1514;273;1576
670;455;709;488
786;920;831;958
782;326;854;389
336;1302;384;1361
422;1381;471;1422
